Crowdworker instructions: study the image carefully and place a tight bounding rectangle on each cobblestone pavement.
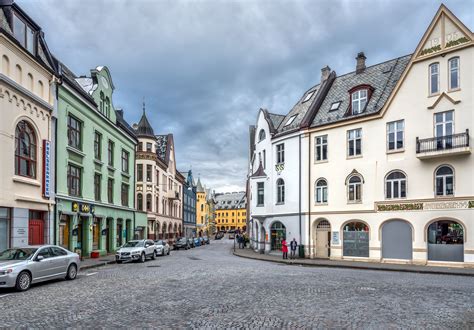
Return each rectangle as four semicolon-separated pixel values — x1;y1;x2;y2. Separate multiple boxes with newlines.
1;239;473;328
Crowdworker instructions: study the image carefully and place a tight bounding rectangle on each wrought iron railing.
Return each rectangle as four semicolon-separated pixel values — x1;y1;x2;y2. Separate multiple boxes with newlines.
416;129;469;153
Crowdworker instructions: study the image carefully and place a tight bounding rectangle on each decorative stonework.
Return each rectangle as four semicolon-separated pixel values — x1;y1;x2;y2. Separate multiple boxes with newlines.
376;200;474;212
445;36;469;48
420;45;441;56
377;203;423;212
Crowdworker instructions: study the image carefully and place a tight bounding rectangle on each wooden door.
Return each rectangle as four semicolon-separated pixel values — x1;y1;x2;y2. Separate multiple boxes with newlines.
316;231;328;258
28;219;44;245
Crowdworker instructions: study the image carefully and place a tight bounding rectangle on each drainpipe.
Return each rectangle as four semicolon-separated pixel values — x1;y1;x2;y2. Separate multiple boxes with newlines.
53;78;59;245
298;134;301;246
308;130;311;258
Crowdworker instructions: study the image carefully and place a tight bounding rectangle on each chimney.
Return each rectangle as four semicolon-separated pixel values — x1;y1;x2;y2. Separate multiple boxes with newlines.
0;0;14;6
321;65;331;82
356;52;366;74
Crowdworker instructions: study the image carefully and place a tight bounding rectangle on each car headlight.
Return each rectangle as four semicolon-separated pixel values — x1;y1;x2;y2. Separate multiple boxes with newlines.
0;269;13;275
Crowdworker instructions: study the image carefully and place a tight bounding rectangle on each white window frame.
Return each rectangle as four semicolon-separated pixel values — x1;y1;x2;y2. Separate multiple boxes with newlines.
351;90;368;114
385;171;407;199
347;175;362;203
347;128;362;157
435;165;454;197
315;135;328;162
257;182;265;206
315;179;328;204
429;62;440;95
448;57;460;91
276;179;285;204
276;143;285;164
386;120;404;151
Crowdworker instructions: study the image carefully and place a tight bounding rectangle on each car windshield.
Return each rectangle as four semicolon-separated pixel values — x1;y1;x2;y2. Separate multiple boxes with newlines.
123;241;144;248
154;240;164;245
178;238;186;242
0;248;37;260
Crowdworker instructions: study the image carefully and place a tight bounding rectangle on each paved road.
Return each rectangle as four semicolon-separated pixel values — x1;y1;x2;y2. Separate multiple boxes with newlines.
1;239;473;328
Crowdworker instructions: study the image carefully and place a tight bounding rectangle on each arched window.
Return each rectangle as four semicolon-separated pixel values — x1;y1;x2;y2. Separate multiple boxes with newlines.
146;194;152;211
347;175;362;202
137;193;143;211
15;120;36;178
2;55;10;76
201;204;204;212
448;57;459;90
435;165;454;196
258;129;266;142
99;92;105;114
315;179;328;204
385;171;406;199
276;178;285;204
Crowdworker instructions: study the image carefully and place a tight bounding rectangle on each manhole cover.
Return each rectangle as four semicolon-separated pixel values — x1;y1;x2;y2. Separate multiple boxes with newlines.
147;265;160;268
188;257;202;260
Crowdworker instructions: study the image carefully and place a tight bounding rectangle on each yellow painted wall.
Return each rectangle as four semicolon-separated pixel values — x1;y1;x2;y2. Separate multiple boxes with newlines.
215;208;247;231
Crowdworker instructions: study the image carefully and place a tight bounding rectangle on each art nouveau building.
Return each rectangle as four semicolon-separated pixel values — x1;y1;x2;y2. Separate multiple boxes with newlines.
134;111;184;243
0;1;56;250
248;5;473;266
215;191;247;232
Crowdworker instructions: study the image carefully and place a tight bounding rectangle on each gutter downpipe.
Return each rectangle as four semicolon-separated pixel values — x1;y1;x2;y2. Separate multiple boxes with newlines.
308;127;311;258
298;134;302;248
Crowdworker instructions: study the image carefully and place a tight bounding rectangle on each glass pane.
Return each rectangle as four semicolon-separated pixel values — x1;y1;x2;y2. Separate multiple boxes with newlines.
348;140;354;156
388;133;395;150
356;139;361;155
397;132;404;148
323;187;327;203
436;177;444;196
401;180;406;198
355;184;361;200
394;181;399;198
26;26;34;53
322;146;327;160
446;111;453;122
450;70;458;89
348;186;354;200
386;182;391;198
446;176;454;195
13;15;26;47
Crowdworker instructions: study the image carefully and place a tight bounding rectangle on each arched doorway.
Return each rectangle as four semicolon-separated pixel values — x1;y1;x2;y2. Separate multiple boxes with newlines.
314;219;331;258
343;221;369;257
382;220;412;260
259;223;266;252
270;221;286;251
428;220;464;262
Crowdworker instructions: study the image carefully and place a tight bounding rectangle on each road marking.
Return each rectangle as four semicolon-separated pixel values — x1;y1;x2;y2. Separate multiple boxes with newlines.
85;272;97;276
0;294;11;298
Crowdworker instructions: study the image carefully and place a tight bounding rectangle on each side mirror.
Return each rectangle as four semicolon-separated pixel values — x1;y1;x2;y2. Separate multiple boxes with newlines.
36;255;44;262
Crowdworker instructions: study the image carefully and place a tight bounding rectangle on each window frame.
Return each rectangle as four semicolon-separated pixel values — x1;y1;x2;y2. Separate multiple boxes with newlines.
258;129;266;142
347;174;363;203
347;128;362;157
14;120;37;179
107;140;114;167
315;178;328;204
12;13;35;54
276;143;285;164
385;170;407;200
429;62;440;96
137;164;143;182
434;165;454;197
94;173;101;201
107;178;114;203
351;89;368;115
386;120;405;152
94;131;102;161
67;164;81;197
67;115;82;150
121;183;129;207
276;179;285;204
314;135;328;162
121;149;129;173
448;57;460;91
257;182;264;206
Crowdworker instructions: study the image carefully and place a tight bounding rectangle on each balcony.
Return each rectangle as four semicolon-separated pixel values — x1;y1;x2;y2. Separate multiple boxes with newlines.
165;190;180;200
416;129;470;159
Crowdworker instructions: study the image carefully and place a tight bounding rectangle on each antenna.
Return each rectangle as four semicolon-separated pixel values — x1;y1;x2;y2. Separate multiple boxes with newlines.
142;96;145;114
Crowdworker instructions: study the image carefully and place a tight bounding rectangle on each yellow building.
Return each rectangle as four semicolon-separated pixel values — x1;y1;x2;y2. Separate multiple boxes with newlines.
196;178;215;236
215;192;247;232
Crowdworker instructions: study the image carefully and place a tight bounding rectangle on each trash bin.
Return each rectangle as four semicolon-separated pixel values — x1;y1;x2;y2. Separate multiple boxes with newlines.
299;245;305;258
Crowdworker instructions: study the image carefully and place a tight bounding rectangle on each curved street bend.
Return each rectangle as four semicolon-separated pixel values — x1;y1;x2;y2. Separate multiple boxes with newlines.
1;239;473;328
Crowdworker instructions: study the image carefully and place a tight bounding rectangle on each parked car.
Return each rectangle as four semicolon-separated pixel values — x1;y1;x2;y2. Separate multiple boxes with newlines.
173;237;190;250
203;236;210;245
215;231;224;240
229;232;235;239
154;240;170;256
0;245;80;292
198;237;205;245
193;237;201;247
187;238;195;248
116;239;155;263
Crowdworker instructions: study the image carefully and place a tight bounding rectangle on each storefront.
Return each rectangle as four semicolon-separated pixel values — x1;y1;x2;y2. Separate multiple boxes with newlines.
381;220;412;260
428;220;464;262
270;221;286;251
343;222;369;258
0;208;10;251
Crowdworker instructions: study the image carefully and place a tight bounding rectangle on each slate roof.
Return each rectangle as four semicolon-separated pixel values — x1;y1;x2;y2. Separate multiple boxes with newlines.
196;178;204;193
250;161;267;178
215;191;247;210
155;135;168;162
310;55;411;128
135;111;155;138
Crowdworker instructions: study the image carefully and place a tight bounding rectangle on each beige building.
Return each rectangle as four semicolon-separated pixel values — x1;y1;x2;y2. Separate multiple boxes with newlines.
134;109;184;242
0;2;56;250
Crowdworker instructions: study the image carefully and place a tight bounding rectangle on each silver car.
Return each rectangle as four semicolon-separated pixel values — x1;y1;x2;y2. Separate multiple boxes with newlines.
154;240;170;256
115;240;156;263
0;245;80;292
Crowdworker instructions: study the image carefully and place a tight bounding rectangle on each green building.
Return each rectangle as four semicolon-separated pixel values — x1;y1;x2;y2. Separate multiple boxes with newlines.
55;63;147;257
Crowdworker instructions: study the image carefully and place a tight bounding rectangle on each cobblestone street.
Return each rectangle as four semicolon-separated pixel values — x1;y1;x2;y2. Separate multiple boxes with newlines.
1;239;473;328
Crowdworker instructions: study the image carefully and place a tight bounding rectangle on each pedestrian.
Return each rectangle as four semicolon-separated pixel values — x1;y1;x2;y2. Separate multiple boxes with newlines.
290;238;298;259
281;239;288;260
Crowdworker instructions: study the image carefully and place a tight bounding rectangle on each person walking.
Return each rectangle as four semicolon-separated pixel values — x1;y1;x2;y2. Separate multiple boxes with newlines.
290;238;298;259
281;238;288;260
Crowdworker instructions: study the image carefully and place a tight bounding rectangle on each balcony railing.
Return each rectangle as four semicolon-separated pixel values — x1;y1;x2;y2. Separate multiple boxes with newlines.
416;129;469;154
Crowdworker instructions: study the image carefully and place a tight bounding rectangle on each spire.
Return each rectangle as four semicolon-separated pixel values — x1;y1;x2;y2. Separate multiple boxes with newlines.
135;98;155;138
196;177;205;193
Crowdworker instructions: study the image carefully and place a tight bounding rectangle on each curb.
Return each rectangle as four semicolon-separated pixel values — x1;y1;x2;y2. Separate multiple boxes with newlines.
233;251;474;277
80;260;117;271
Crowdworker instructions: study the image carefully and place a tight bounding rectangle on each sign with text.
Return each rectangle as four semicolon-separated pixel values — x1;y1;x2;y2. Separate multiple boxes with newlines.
42;140;51;198
72;202;95;214
332;231;340;245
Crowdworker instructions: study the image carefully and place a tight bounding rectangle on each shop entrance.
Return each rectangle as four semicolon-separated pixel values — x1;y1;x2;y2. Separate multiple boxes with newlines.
270;221;286;251
116;220;123;247
428;220;464;262
343;221;369;258
28;211;45;245
382;220;412;260
314;219;331;258
92;217;100;250
59;215;70;249
106;218;112;252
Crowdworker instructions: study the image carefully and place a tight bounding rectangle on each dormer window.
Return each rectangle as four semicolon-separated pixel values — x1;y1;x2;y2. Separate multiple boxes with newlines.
258;129;266;142
351;89;368;115
302;90;315;103
330;101;341;111
284;115;297;127
12;14;35;54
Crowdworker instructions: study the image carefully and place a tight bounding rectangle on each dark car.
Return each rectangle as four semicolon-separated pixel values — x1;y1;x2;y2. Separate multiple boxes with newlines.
187;238;195;248
203;236;210;245
193;237;201;247
215;231;224;240
173;237;190;250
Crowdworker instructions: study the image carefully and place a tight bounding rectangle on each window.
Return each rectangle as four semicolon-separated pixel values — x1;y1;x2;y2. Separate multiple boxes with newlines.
146;165;152;182
303;90;315;102
351;89;368;114
276;143;285;164
263;150;266;169
108;140;114;166
121;150;129;173
13;14;35;54
435;111;454;150
146;194;152;211
385;171;406;199
15;120;36;178
107;178;114;203
257;182;264;206
387;120;404;151
138;142;143;151
284;115;297;127
146;143;152;152
99;92;104;114
105;97;110;118
315;135;328;161
435;166;454;196
94;131;102;160
258;129;266;142
429;63;439;95
137;164;143;181
347;129;362;157
347;175;362;203
315;179;328;204
448;57;459;90
67;115;81;150
94;173;101;201
121;183;129;206
330;101;341;111
162;174;167;191
67;164;81;197
137;193;143;211
276;179;285;204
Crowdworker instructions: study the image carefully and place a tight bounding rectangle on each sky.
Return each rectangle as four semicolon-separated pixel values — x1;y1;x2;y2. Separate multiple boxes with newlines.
17;0;473;193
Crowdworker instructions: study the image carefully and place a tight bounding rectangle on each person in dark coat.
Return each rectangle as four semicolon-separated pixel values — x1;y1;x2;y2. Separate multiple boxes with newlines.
281;239;288;259
290;238;298;259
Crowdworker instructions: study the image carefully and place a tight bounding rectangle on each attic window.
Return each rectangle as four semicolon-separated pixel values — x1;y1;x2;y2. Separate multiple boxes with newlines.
351;90;368;115
330;101;341;111
13;14;35;54
284;115;297;127
302;90;315;103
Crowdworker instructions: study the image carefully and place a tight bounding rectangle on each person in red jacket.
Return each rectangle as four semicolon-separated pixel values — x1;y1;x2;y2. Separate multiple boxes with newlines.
281;239;288;259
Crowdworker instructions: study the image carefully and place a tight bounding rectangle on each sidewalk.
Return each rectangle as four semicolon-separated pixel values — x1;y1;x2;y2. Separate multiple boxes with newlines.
79;254;116;271
233;247;474;277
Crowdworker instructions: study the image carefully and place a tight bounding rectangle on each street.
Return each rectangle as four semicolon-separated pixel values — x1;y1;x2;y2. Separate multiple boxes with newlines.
1;239;473;328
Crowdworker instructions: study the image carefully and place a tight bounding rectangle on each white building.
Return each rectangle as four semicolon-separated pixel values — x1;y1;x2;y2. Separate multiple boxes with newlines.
248;5;473;266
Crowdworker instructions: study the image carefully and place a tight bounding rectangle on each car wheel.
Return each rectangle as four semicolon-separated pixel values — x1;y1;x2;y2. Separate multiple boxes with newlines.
15;271;31;292
140;252;146;263
151;252;156;260
116;260;123;264
66;264;77;280
161;250;165;256
167;250;170;255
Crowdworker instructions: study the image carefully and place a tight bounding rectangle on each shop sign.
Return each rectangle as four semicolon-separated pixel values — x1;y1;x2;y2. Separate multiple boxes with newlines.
332;231;339;245
424;200;474;210
377;203;423;212
42;140;51;198
72;202;95;214
377;200;474;212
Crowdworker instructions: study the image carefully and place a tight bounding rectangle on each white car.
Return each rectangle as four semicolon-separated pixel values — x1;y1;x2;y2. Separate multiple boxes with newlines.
115;240;155;263
154;240;170;256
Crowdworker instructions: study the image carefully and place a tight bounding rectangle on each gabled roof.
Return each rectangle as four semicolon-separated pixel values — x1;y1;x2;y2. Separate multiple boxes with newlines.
260;109;285;135
135;110;155;138
196;178;205;193
250;161;267;178
310;55;411;128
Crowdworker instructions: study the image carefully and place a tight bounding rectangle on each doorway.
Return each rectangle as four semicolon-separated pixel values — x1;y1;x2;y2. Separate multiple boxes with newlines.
270;221;286;251
28;211;45;245
315;219;331;258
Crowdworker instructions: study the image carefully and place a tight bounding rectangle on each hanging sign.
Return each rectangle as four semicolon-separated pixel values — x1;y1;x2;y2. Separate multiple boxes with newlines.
72;202;96;214
42;140;51;198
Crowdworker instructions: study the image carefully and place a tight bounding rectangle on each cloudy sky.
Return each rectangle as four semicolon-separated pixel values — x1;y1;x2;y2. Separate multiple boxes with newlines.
18;0;473;192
